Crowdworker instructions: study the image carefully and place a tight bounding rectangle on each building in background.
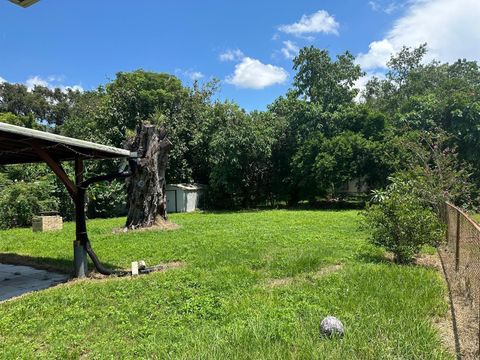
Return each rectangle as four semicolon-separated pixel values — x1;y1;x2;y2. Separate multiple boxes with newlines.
166;184;206;213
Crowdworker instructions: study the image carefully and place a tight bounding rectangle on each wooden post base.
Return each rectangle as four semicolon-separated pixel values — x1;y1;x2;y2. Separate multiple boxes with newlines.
73;242;88;278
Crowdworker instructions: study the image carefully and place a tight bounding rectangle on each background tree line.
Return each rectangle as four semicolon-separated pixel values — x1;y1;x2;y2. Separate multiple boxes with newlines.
0;44;479;228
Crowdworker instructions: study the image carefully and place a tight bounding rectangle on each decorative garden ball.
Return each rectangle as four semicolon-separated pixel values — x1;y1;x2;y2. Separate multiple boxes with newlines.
320;316;344;337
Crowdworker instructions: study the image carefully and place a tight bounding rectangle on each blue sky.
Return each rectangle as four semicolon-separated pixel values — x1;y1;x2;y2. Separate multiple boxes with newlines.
1;0;479;111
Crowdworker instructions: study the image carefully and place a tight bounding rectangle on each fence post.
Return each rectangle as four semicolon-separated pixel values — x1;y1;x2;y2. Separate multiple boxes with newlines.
455;210;461;272
445;203;449;243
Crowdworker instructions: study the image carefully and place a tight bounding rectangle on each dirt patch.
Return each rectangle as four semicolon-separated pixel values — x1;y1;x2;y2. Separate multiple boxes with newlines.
438;250;480;359
451;294;479;360
416;253;442;270
112;221;179;234
87;261;186;280
420;252;458;358
310;263;344;280
266;263;344;288
434;309;457;358
266;277;295;288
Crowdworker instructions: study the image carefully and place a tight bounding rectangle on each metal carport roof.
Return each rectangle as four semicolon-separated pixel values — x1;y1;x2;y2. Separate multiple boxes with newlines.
0;122;135;165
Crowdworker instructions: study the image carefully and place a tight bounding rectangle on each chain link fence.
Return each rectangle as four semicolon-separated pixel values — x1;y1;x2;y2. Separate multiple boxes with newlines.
439;202;480;359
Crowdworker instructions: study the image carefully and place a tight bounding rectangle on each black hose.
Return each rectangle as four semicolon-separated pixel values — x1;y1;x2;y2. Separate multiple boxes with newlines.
84;238;157;276
84;239;131;277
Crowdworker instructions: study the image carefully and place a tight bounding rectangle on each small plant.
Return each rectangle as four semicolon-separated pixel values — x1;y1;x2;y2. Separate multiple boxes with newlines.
364;179;445;264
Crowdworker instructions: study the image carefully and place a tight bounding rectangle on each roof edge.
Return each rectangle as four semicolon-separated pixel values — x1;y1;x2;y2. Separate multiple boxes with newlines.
0;122;135;159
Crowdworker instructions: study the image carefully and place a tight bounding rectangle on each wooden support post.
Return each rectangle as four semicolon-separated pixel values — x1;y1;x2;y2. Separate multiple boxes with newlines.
455;210;461;272
74;157;88;278
31;143;77;198
31;143;87;277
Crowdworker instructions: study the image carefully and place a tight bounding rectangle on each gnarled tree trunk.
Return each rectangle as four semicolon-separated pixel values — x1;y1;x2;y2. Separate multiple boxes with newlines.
125;122;172;229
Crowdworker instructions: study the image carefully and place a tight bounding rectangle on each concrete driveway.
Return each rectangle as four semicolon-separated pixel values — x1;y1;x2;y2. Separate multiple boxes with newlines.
0;264;69;302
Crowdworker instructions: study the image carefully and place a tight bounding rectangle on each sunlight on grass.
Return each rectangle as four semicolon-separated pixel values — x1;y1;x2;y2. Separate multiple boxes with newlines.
0;210;452;359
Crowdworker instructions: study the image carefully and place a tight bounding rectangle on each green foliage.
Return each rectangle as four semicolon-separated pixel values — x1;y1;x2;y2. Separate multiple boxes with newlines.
364;181;445;264
293;47;363;110
293;131;380;198
207;103;279;207
0;82;81;127
364;128;472;263
270;101;391;203
0;179;59;229
0;112;43;129
1;43;480;225
392;130;473;212
364;45;480;190
87;181;127;218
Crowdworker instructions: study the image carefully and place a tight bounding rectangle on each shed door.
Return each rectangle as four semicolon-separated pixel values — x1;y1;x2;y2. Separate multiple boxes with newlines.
166;190;177;213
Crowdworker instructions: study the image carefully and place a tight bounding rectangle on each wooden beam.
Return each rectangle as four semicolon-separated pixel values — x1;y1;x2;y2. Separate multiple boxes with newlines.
31;143;77;198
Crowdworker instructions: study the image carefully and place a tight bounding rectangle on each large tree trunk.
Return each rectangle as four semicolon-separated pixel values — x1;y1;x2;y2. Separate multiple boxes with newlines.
125;122;172;229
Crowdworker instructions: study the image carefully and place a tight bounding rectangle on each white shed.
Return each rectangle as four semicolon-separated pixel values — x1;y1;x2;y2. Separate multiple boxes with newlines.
166;184;206;213
339;177;369;194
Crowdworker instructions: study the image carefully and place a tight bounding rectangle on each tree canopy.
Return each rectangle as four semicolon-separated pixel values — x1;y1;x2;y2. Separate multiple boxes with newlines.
0;45;479;227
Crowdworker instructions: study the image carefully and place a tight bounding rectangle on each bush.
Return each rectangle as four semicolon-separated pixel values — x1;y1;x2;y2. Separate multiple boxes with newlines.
87;180;127;218
0;180;59;229
364;186;444;264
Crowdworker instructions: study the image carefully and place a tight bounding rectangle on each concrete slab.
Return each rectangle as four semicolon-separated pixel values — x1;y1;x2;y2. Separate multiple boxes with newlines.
0;263;69;302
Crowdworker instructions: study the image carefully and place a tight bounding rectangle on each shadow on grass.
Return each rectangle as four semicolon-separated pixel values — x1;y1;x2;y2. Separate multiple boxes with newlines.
198;202;366;216
355;251;395;265
0;253;120;276
357;247;448;273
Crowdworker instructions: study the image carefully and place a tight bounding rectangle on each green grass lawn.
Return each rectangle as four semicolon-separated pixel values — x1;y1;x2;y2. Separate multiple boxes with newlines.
472;213;480;224
0;210;451;359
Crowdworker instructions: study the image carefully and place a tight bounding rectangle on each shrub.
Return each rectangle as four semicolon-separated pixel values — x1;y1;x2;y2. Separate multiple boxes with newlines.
364;185;444;264
0;180;59;229
87;180;127;218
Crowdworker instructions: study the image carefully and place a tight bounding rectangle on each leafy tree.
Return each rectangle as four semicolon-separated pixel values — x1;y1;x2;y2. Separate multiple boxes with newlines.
207;103;278;208
292;131;384;199
0;82;81;128
386;43;428;87
364;45;480;190
293;47;363;110
0;112;44;129
61;71;218;218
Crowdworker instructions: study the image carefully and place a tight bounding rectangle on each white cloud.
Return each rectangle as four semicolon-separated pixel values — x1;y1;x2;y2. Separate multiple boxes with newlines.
175;69;205;81
369;1;381;12
357;0;480;70
369;1;403;14
59;85;84;92
281;40;299;60
184;70;204;81
356;39;395;70
0;76;6;83
219;49;245;62
47;74;66;83
278;10;339;37
187;71;204;81
226;57;288;89
25;75;83;92
26;76;49;90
